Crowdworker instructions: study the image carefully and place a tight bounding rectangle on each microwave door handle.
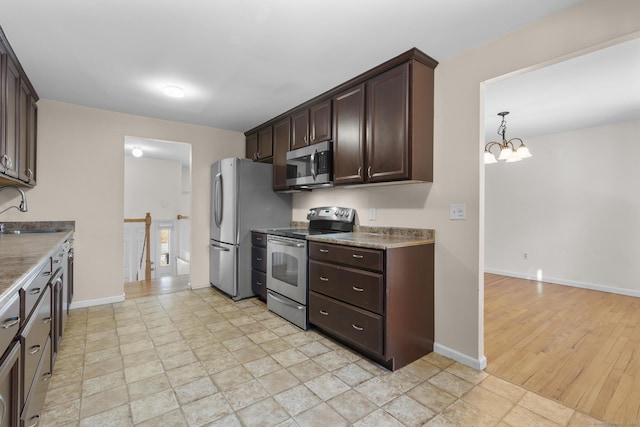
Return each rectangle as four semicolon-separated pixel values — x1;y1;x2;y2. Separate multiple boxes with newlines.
310;149;317;180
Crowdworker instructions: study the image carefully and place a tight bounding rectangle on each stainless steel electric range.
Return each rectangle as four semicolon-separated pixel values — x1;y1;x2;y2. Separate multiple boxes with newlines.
265;206;355;329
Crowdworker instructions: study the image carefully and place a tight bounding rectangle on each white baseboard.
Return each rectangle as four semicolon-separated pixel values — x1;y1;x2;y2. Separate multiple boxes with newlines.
485;268;640;298
189;283;210;290
70;293;125;309
434;343;487;370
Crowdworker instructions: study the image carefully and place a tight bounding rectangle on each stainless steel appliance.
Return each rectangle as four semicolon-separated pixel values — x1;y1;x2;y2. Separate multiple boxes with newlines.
210;158;292;300
286;140;333;189
266;206;355;329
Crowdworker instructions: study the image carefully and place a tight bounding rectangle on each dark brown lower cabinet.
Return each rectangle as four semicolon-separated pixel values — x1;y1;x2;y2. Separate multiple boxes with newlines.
0;343;20;427
251;232;267;300
309;241;434;370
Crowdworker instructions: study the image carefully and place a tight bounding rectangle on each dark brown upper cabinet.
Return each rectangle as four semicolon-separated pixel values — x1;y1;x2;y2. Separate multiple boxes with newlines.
245;126;273;162
366;63;411;183
332;84;366;185
272;117;291;191
0;25;38;187
291;99;331;150
244;48;437;190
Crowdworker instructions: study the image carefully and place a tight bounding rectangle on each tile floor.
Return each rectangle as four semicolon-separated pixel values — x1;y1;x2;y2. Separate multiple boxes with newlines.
42;287;603;426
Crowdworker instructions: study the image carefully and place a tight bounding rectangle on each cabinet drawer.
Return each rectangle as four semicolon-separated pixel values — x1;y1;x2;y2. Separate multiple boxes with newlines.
251;269;267;300
309;260;384;314
309;242;383;272
309;291;383;355
21;337;51;427
0;294;20;356
21;286;51;405
20;259;52;326
251;232;267;248
251;246;266;272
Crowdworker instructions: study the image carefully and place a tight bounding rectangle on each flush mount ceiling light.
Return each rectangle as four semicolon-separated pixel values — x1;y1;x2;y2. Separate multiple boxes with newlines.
163;85;185;98
131;146;143;157
484;111;532;164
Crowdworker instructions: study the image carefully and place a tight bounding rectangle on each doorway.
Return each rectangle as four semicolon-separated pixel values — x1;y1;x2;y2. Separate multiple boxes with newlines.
482;37;640;422
123;136;192;294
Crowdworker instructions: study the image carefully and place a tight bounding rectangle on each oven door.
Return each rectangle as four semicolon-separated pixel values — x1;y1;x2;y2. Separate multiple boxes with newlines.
266;235;307;305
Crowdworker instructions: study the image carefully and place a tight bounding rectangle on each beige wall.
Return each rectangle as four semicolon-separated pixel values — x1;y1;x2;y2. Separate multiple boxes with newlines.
0;100;244;306
1;0;638;368
294;0;640;368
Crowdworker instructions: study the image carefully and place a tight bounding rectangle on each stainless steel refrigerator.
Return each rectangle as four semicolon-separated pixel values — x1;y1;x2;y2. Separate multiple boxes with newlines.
210;158;291;300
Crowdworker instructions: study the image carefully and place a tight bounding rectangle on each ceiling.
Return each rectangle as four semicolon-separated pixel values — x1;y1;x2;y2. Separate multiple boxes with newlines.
1;0;586;136
484;37;640;142
4;1;637;165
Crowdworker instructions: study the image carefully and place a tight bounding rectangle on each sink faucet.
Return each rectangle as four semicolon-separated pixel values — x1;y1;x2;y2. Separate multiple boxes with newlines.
0;185;28;215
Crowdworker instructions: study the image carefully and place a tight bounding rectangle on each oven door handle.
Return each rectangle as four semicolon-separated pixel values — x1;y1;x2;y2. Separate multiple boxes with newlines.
267;237;305;248
268;291;305;310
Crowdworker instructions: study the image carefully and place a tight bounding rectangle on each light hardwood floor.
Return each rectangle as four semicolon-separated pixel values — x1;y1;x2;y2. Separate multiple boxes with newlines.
124;274;191;298
485;273;640;423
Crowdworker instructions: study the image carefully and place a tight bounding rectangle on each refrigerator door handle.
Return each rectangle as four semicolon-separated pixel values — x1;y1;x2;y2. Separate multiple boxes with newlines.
210;243;230;252
214;173;223;228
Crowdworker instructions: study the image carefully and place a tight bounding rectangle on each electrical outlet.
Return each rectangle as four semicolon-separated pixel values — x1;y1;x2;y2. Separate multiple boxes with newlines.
449;203;466;220
369;208;377;221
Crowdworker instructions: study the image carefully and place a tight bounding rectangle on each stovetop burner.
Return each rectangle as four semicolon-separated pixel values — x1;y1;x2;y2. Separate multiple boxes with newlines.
266;207;355;239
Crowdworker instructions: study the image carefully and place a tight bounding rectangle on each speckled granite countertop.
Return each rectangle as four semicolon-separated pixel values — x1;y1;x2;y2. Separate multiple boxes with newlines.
0;221;74;308
252;224;435;250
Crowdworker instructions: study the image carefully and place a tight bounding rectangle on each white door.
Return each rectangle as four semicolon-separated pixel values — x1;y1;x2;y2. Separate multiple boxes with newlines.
155;220;176;277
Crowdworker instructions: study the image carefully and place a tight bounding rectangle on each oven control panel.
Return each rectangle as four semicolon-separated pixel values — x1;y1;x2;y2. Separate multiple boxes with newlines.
307;206;355;223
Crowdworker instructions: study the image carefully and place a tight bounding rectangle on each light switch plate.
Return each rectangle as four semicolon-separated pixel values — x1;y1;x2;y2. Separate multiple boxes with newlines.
369;208;377;221
450;203;466;220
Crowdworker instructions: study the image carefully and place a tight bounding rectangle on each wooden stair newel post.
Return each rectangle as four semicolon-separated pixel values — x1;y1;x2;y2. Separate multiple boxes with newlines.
145;212;152;281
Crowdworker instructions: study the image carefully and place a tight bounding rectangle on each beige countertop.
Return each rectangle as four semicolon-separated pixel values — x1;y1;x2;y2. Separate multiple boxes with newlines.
0;222;74;308
253;225;435;250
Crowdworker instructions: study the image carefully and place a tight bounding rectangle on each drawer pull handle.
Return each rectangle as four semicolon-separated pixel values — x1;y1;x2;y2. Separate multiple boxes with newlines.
352;286;364;292
29;287;42;295
319;249;329;253
27;415;40;427
319;310;329;316
42;372;52;382
256;257;262;262
352;324;364;331
42;317;52;324
352;254;364;259
29;345;41;355
319;277;329;282
1;317;19;329
256;237;263;241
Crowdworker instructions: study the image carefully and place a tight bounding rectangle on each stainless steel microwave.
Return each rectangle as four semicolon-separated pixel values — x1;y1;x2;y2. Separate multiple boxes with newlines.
286;140;333;189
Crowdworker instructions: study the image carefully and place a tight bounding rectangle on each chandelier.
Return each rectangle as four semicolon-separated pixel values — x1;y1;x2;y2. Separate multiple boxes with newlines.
483;111;532;164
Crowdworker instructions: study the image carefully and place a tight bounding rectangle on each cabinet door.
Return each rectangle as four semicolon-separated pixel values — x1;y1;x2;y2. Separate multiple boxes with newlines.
0;343;20;427
18;80;29;182
309;99;331;144
2;59;19;178
257;126;273;160
333;84;365;185
26;97;37;185
245;132;258;161
272;117;290;191
291;110;309;150
366;63;409;182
